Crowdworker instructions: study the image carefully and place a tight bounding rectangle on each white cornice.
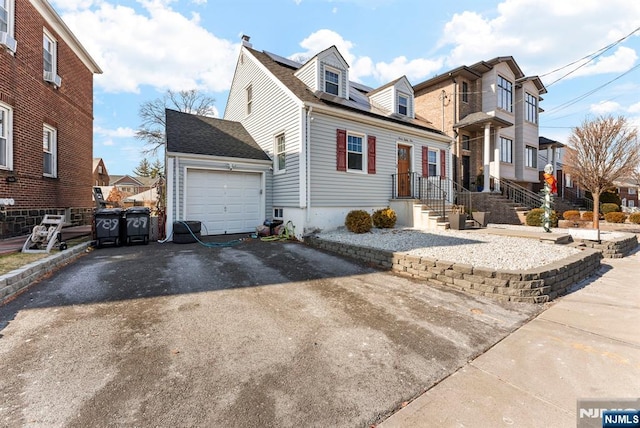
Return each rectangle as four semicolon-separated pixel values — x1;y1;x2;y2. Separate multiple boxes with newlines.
29;0;102;74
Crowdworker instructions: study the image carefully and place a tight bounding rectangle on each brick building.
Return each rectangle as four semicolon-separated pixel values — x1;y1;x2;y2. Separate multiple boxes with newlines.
0;0;101;238
413;57;546;192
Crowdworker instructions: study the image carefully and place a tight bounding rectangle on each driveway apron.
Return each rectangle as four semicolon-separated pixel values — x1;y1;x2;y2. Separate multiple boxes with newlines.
0;239;541;427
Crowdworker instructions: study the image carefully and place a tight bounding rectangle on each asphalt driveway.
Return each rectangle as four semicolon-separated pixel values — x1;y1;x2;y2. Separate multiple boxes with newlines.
0;237;542;427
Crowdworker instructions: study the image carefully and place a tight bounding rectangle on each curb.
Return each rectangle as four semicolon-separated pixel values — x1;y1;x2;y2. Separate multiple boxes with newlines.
0;242;92;306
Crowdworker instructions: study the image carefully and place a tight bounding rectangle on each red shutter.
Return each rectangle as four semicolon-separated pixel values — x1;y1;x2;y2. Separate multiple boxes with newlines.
367;135;376;174
440;150;446;178
422;146;428;177
336;129;347;171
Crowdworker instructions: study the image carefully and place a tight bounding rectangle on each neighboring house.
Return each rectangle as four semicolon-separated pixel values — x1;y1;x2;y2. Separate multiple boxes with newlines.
413;57;546;192
615;178;639;209
166;36;450;238
0;0;101;238
93;158;110;186
109;175;156;195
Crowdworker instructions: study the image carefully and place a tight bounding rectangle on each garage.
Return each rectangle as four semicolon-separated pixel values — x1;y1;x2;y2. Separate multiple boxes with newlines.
186;169;263;235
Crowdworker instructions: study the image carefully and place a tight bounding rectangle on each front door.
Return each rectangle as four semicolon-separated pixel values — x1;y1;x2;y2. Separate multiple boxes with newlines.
462;156;471;190
397;145;411;197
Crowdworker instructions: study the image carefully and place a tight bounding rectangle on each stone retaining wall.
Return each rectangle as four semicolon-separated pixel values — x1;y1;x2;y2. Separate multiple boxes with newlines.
0;242;90;305
306;237;603;303
574;234;637;258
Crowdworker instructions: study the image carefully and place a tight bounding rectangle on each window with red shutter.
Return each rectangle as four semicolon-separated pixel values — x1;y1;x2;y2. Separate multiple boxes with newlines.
440;150;446;178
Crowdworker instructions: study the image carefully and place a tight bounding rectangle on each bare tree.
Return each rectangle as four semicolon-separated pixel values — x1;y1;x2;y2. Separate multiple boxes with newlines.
136;89;216;155
565;115;640;238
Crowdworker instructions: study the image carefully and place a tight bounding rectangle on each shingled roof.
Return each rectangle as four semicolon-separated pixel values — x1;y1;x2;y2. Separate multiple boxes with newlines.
165;109;271;161
246;48;445;136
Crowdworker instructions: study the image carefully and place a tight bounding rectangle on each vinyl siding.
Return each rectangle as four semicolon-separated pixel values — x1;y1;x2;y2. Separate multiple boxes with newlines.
225;48;302;208
168;154;272;222
309;112;450;207
294;58;317;90
369;87;394;114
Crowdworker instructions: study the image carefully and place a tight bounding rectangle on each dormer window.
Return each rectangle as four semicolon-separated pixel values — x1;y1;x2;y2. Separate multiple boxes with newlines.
325;67;340;96
398;93;409;116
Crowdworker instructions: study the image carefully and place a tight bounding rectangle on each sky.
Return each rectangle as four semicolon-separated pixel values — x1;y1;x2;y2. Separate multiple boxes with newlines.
50;0;640;176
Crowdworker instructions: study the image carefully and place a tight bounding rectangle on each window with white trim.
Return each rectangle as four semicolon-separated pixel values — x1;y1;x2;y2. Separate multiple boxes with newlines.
497;75;513;112
43;125;57;177
499;137;513;163
325;67;340;96
398;93;408;116
525;92;538;123
629;187;637;195
428;149;437;176
246;84;252;115
347;133;364;171
0;103;12;169
0;0;16;53
275;133;285;172
43;32;56;75
525;145;537;168
273;208;283;219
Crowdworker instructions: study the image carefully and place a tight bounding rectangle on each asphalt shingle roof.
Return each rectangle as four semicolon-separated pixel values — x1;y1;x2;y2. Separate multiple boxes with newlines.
165;109;271;161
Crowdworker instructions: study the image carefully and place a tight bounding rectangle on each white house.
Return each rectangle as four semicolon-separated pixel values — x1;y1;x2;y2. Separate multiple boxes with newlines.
165;36;452;239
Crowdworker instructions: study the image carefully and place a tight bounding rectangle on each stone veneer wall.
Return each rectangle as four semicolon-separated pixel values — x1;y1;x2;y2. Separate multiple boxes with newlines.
0;207;93;238
306;237;603;303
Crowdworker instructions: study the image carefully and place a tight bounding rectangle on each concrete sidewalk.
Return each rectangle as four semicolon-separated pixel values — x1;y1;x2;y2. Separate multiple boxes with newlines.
380;247;640;428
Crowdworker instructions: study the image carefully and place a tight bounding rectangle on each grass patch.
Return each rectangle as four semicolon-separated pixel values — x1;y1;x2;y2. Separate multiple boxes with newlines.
0;236;91;276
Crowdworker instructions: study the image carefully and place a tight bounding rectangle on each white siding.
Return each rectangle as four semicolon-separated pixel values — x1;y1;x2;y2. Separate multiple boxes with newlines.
369;87;394;114
166;154;272;228
294;58;318;90
308;112;450;208
225;49;302;209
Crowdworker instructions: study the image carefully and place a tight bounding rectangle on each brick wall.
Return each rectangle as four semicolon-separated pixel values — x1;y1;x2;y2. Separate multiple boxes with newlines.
306;237;603;303
0;0;95;238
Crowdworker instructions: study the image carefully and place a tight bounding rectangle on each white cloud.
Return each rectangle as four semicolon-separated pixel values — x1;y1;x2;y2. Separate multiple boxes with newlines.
95;126;137;138
628;102;640;114
569;47;638;78
589;101;621;115
438;0;640;78
55;1;238;94
289;29;442;86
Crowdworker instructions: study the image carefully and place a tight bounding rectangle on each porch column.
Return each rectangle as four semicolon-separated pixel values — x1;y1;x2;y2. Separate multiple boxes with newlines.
483;123;491;192
493;126;502;192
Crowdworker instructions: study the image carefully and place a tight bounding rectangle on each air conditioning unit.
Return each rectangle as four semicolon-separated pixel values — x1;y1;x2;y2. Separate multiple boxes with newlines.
0;31;17;52
43;71;62;87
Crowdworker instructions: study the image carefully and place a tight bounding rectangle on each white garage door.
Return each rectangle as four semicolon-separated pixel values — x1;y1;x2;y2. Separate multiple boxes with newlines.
186;169;262;235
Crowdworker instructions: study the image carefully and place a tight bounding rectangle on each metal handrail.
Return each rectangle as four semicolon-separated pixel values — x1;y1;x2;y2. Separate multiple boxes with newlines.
493;176;542;210
562;186;594;211
391;173;473;218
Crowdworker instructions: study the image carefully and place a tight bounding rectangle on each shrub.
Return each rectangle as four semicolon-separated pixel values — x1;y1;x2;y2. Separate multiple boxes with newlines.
582;211;593;221
586;191;621;206
345;210;372;233
600;203;620;215
629;213;640;224
372;207;397;229
604;212;627;223
525;208;558;227
562;210;581;221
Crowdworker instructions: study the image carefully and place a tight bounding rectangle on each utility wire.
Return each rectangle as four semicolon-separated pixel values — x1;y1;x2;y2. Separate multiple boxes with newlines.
540;26;640;88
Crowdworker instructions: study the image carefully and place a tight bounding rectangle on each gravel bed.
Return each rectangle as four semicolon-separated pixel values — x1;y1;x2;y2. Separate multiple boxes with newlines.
316;227;583;271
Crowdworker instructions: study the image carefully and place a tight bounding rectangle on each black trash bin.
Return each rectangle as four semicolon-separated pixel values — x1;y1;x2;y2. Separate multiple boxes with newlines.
94;208;123;248
124;207;150;245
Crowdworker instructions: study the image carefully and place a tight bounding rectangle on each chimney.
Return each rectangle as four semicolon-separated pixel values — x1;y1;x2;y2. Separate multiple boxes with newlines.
241;35;252;48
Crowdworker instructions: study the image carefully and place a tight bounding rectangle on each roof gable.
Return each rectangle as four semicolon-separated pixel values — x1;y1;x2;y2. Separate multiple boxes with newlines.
165;109;271;161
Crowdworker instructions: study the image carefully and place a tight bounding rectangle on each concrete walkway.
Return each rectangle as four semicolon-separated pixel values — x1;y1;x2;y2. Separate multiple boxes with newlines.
380;246;640;428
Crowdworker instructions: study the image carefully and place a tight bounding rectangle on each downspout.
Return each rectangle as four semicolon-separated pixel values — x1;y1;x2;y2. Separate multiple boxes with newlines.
305;106;313;224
